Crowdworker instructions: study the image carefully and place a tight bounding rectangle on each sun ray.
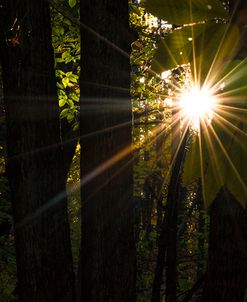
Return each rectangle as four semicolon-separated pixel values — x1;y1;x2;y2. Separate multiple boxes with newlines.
214;106;244;124
210;57;247;92
164;121;190;181
204;23;236;87
213;112;247;143
216;103;247;114
179;84;217;130
208;123;247;195
203;1;247;89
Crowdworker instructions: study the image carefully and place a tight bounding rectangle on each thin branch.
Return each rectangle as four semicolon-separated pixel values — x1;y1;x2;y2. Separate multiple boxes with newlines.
181;274;206;302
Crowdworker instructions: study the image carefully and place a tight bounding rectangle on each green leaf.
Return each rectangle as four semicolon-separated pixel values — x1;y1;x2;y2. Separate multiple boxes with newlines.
73;123;79;131
60;108;69;119
68;0;76;8
59;98;67;107
62;51;70;59
226;142;247;207
143;0;228;25
71;94;79;102
192;24;240;85
214;59;247;100
151;24;206;73
151;22;240;82
182;110;247;207
65;57;73;64
56;82;64;89
67;98;74;107
129;3;142;16
68;73;79;83
67;113;74;122
55;58;64;63
63;18;72;26
62;77;70;88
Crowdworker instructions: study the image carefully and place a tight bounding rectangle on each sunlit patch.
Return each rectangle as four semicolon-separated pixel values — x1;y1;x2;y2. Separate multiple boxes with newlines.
139;77;145;83
161;70;171;79
179;85;217;130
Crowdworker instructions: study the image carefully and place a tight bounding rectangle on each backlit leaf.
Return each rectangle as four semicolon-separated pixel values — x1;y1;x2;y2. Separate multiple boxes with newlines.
68;0;76;8
143;0;228;25
151;24;206;73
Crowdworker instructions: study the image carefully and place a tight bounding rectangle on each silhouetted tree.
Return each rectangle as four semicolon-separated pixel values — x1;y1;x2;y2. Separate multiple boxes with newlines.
0;1;75;301
78;0;136;301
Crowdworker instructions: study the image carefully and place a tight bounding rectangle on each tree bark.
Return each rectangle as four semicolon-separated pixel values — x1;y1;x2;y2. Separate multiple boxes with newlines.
151;129;188;302
79;1;136;301
0;1;75;301
200;188;247;302
197;185;206;280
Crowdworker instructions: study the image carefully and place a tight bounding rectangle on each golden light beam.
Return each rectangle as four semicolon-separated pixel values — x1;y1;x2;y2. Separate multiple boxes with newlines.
204;23;237;88
213;111;247;143
208;122;247;195
199;118;225;203
210;57;247;92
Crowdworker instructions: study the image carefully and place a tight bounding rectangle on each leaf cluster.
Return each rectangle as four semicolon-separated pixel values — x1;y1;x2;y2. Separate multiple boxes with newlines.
51;3;80;131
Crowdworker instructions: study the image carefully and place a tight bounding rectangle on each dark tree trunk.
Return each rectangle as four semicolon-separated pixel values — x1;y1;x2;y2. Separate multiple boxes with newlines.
60;118;78;176
79;1;136;301
0;1;75;301
200;188;247;302
151;130;188;302
143;176;153;238
197;187;206;280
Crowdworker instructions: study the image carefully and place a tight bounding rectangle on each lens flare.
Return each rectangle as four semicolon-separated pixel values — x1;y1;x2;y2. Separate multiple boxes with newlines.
179;86;216;129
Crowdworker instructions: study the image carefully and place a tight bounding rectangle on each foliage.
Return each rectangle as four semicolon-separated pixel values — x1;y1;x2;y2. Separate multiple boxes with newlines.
130;4;173;301
51;1;80;131
51;0;81;268
66;143;81;269
130;3;210;301
143;0;227;24
144;0;247;207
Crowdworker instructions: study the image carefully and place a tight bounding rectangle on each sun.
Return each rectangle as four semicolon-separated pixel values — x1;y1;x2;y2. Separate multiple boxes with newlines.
179;85;216;129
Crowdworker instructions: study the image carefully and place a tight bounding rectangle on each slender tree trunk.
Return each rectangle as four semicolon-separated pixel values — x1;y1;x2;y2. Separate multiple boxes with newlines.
165;69;186;302
197;185;206;280
151;129;188;302
0;1;75;301
79;1;136;301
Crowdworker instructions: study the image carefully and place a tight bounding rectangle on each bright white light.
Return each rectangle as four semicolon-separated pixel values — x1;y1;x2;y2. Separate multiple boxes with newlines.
180;86;216;129
140;77;145;83
220;82;225;90
164;98;173;107
161;70;171;79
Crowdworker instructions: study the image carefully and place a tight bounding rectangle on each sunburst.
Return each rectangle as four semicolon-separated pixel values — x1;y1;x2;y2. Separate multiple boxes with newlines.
179;84;217;130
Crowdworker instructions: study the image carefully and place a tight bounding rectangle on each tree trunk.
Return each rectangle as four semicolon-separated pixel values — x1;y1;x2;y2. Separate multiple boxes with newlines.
151;129;188;302
200;188;247;302
79;1;136;301
0;1;75;301
197;186;206;280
